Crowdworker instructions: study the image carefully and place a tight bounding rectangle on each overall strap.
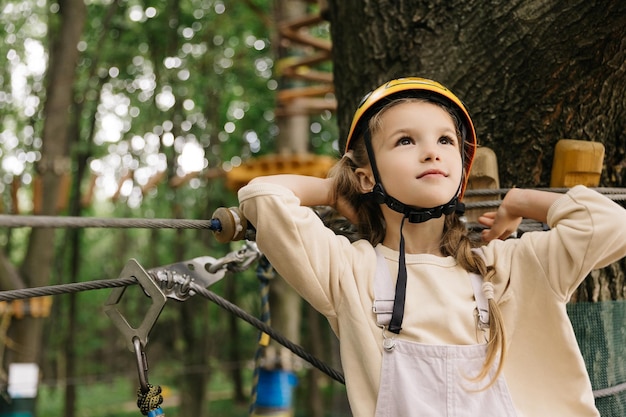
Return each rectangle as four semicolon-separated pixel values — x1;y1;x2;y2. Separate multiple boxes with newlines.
372;248;394;327
372;247;490;328
470;272;490;327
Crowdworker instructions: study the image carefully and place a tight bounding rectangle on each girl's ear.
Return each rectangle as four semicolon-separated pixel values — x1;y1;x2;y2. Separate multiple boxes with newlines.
355;167;375;193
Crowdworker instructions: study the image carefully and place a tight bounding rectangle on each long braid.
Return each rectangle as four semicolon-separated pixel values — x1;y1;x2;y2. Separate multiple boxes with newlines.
442;215;507;389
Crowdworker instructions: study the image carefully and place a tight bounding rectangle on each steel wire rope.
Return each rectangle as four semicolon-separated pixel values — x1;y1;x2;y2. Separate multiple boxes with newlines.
5;277;624;396
0;215;221;230
189;282;346;385
464;194;626;210
593;381;626;399
0;276;346;385
464;187;626;197
0;191;624;230
0;278;137;301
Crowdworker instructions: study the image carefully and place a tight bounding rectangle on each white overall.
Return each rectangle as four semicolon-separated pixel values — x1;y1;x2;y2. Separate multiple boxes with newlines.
371;250;518;417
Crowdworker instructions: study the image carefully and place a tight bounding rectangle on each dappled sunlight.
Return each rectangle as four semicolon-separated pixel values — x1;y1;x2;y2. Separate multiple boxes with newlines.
0;0;337;213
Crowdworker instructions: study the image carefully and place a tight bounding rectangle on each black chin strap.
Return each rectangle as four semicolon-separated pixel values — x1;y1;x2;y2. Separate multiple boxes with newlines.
363;130;464;224
387;200;465;334
363;130;465;334
368;183;463;223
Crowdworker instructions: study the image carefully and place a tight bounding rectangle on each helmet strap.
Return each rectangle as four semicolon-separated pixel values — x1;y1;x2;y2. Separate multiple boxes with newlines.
388;214;408;334
363;129;465;335
363;129;465;224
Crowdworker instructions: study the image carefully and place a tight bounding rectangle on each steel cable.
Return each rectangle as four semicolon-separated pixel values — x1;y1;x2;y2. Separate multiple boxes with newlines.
0;215;220;230
3;276;625;395
464;187;626;197
0;276;346;385
0;278;137;301
2;187;625;391
1;191;623;230
464;194;626;210
189;282;346;385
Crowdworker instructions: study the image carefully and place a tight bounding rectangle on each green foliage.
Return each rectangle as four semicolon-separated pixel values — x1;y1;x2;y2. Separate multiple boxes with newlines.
1;0;339;415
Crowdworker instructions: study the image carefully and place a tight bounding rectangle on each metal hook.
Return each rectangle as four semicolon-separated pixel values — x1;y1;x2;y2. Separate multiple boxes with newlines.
380;325;396;351
133;336;150;393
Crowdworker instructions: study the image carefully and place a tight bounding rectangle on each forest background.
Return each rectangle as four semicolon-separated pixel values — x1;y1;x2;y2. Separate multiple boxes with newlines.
1;0;625;416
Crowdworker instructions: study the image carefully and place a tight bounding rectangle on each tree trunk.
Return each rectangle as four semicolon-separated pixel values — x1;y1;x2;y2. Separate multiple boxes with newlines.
10;0;87;368
326;0;626;301
62;83;96;417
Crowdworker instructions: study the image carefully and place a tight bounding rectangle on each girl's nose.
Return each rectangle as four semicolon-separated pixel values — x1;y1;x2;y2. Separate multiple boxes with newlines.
421;142;440;161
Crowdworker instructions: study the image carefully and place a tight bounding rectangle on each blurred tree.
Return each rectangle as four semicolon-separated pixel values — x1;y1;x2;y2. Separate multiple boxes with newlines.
9;0;87;372
0;0;285;415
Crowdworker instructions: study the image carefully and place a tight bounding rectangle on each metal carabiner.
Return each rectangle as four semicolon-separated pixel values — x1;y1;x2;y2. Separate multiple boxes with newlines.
133;336;150;393
207;241;262;274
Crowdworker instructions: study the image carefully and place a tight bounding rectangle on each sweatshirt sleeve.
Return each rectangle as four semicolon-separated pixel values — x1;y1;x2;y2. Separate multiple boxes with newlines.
486;185;626;302
238;181;363;318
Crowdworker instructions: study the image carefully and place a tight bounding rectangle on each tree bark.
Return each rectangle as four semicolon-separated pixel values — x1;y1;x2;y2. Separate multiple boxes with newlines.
326;0;626;301
9;0;87;368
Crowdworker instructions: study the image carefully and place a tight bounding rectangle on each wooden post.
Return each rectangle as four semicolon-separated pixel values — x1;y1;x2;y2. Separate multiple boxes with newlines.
464;147;500;223
550;139;604;188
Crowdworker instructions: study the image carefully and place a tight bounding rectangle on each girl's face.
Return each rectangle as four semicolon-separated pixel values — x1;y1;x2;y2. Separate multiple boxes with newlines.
365;100;463;209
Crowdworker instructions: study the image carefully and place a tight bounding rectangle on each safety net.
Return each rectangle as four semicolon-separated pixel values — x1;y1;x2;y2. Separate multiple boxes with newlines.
568;300;626;416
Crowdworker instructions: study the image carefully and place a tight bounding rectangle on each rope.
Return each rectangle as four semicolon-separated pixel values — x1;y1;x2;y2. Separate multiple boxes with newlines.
464;187;626;197
0;278;137;301
0;276;346;385
464;194;626;210
594;381;626;399
249;257;275;416
189;282;346;384
465;219;547;234
136;384;164;416
0;214;221;230
2;267;625;396
0;189;623;231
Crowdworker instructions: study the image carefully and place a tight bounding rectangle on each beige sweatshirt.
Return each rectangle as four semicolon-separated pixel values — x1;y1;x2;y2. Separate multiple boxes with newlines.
239;184;626;416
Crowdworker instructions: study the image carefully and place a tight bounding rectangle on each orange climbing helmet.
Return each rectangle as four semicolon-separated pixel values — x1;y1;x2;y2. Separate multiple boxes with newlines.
344;77;477;198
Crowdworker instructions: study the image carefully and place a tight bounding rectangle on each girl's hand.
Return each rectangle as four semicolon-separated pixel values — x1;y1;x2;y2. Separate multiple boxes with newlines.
478;188;562;242
478;210;522;242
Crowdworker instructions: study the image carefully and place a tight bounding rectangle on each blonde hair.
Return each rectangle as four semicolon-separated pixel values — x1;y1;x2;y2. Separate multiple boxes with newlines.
329;97;506;387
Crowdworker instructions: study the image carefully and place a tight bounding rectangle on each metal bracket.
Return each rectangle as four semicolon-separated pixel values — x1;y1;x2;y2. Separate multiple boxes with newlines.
104;259;166;352
149;256;227;301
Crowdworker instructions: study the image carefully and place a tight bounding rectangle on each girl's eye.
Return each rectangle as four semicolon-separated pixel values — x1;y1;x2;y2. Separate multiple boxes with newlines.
439;135;456;145
397;137;413;146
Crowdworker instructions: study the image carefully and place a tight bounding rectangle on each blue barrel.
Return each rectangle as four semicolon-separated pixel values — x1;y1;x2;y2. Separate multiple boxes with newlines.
255;369;298;410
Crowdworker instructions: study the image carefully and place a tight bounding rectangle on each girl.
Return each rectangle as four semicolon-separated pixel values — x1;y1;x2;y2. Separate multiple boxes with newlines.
238;77;626;416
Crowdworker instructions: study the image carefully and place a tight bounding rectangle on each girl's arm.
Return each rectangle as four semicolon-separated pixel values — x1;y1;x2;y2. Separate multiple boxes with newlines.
248;175;333;206
479;188;562;242
249;175;358;222
238;175;368;320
